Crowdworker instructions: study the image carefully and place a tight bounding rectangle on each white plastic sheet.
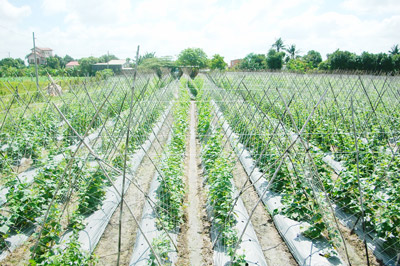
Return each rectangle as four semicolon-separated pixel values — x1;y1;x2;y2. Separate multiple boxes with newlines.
129;134;178;265
58;106;172;253
212;101;345;266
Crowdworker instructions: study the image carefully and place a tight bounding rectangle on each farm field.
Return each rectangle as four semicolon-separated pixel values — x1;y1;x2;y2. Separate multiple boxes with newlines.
0;71;399;265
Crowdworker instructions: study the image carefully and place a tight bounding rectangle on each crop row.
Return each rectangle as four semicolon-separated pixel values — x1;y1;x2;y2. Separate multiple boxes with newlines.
0;75;170;175
196;81;249;264
0;73;174;264
147;83;189;265
207;72;400;263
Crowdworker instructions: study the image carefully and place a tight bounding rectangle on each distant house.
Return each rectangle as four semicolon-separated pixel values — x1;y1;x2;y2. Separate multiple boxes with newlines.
92;59;129;73
230;59;242;68
26;47;53;65
108;59;129;67
66;61;79;69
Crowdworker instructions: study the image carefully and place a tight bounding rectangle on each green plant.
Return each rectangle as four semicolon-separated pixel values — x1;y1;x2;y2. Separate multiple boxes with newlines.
155;86;189;231
197;88;243;259
0;215;9;251
187;79;198;98
148;235;172;266
35;224;97;266
30;204;62;263
76;169;107;216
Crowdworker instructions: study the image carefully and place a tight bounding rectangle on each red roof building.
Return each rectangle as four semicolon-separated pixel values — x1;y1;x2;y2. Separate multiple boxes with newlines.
66;61;79;68
230;59;242;68
26;47;53;65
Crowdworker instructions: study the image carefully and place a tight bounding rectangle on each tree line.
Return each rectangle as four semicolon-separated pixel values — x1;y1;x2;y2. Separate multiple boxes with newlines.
0;48;227;78
1;42;399;77
236;38;400;73
0;53;122;77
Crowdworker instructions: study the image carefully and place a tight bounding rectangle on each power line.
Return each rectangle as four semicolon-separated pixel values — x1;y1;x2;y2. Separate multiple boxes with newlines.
0;24;31;39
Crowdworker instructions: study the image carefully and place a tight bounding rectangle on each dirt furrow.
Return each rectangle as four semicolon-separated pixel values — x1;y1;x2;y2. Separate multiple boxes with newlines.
221;140;297;266
176;101;213;266
94;113;172;265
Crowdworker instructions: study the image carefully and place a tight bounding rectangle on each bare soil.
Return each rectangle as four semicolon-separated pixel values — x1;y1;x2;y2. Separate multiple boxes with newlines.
2;236;33;265
338;222;381;266
226;142;297;266
12;157;33;174
214;106;382;266
176;101;213;266
206;103;296;265
94;113;172;265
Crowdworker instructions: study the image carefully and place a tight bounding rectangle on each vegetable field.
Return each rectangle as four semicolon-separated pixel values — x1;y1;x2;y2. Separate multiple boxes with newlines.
0;71;399;265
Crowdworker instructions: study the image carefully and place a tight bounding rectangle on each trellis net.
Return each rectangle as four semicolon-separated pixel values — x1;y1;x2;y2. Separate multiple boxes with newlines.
0;70;399;266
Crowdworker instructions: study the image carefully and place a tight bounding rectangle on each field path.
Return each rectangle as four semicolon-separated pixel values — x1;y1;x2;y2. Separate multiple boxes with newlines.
176;100;213;265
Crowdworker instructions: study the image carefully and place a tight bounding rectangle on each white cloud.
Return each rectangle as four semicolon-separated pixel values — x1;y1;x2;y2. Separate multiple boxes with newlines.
63;0;132;26
279;8;400;58
41;0;67;14
0;0;31;25
0;0;31;58
1;0;400;63
341;0;400;14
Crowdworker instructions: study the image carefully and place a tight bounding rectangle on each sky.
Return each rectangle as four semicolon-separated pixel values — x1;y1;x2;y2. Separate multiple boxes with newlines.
0;0;399;63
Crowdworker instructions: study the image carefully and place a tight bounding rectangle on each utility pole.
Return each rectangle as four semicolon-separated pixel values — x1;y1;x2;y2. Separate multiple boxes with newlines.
32;32;39;91
107;50;109;70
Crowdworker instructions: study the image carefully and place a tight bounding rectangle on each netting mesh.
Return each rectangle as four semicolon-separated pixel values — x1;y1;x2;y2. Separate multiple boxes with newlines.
203;71;400;265
0;70;399;265
0;72;178;264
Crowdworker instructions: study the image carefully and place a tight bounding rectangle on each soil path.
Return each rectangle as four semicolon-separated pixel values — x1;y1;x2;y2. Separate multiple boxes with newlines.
176;101;213;265
221;139;297;266
94;113;172;265
338;221;380;266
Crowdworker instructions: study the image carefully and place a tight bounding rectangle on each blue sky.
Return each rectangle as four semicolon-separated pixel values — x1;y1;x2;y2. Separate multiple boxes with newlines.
0;0;399;63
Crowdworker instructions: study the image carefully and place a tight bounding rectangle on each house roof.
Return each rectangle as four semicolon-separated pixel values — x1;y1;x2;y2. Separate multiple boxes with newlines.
31;47;53;51
93;60;127;66
27;51;41;57
26;51;46;59
66;61;79;66
107;59;126;65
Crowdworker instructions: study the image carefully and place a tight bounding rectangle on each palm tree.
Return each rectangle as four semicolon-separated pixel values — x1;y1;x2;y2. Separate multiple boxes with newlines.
285;44;300;59
272;38;285;52
389;44;399;55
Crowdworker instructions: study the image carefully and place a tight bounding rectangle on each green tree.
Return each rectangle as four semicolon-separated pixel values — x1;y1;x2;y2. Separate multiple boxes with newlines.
359;52;377;71
375;53;394;72
0;66;20;77
285;44;300;59
0;58;25;68
138;56;174;78
303;50;322;69
78;57;99;76
238;53;267;70
389;44;399;55
98;54;118;63
393;54;400;71
55;55;64;68
63;55;74;65
137;52;156;65
210;54;227;70
327;50;358;70
66;65;80;76
286;58;312;73
266;49;285;70
15;58;25;68
47;56;61;69
176;48;208;68
272;38;285;52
